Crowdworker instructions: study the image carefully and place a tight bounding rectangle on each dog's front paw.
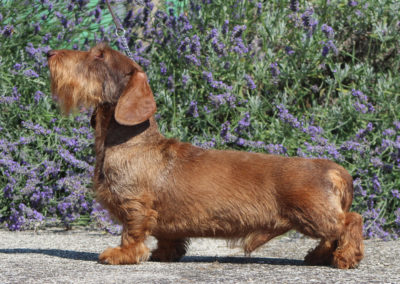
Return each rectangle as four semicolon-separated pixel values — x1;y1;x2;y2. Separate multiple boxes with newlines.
99;243;150;265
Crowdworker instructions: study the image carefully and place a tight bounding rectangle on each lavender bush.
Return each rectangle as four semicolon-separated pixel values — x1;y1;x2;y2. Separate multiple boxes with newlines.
1;0;399;239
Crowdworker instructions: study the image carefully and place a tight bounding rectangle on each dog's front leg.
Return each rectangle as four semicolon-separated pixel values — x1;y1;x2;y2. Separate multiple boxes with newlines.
99;197;157;265
151;238;190;262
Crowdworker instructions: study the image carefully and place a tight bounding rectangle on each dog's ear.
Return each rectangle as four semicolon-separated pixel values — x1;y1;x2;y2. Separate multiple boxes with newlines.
115;71;156;126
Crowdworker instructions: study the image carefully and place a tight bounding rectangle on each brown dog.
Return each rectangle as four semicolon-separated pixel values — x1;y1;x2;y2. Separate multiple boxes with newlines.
47;43;364;269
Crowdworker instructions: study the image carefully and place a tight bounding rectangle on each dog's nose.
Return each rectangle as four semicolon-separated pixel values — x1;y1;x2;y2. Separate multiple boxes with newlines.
47;50;58;59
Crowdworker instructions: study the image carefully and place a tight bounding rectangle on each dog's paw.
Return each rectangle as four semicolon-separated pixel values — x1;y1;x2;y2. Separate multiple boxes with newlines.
150;248;185;262
99;244;149;265
99;247;127;265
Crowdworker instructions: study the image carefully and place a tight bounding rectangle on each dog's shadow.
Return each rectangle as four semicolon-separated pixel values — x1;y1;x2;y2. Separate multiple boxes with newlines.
0;248;98;262
0;248;304;266
180;255;305;266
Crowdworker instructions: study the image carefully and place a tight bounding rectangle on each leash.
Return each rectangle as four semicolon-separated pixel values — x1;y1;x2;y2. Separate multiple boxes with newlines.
105;0;135;60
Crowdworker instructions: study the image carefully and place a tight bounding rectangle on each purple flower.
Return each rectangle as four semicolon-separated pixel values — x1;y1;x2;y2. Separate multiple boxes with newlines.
355;122;373;140
13;63;22;71
188;101;199;118
23;69;39;78
276;104;300;128
348;1;358;7
192;137;216;149
352;89;368;101
321;24;334;39
321;40;338;56
265;144;287;155
222;20;229;35
363;208;390;239
303;125;324;136
94;5;102;22
202;71;232;91
167;75;174;91
354;178;367;197
182;74;190;87
5;208;25;231
382;129;395;137
54;11;69;28
394;121;400;130
42;33;51;44
34;91;44;103
392;190;400;199
232;38;249;55
1;25;14;37
160;62;167;75
257;3;262;15
371;175;382;193
91;202;122;235
184;54;201;66
285;46;295;55
301;9;313;28
25;43;37;57
351;90;375;113
270;62;280;77
220;121;233;143
235;112;251;134
290;0;299;12
22;121;51;135
353;101;368;113
224;62;231;70
209;92;236;108
58;148;90;170
237;138;245;146
124;9;134;27
371;157;383;167
206;28;219;42
132;54;150;68
355;9;364;17
190;34;201;56
178;13;192;32
244;74;256;90
231;25;246;40
33;22;41;34
212;38;226;57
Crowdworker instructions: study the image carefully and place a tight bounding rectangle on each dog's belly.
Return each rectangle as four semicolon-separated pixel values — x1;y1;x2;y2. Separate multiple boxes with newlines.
151;192;289;239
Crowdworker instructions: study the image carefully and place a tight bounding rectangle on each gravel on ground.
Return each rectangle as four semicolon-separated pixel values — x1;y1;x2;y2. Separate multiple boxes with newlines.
0;229;399;284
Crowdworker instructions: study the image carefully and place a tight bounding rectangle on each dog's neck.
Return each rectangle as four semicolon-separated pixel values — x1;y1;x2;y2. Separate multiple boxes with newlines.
94;104;162;148
93;104;163;184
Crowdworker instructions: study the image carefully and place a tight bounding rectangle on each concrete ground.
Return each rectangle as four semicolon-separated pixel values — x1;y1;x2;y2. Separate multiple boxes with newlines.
0;229;399;284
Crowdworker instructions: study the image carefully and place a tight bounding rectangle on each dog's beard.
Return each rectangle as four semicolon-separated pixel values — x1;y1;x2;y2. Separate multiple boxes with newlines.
49;69;102;114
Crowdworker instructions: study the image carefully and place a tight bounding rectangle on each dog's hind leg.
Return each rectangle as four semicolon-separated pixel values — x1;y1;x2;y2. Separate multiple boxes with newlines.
99;197;158;265
304;239;337;266
151;238;190;262
300;211;364;269
332;212;364;269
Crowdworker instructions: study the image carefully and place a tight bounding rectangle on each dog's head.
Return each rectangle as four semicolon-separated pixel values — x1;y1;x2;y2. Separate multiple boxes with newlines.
47;43;156;125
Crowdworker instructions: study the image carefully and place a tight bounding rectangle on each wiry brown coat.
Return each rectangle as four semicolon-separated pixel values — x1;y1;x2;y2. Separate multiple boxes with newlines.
47;43;364;269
